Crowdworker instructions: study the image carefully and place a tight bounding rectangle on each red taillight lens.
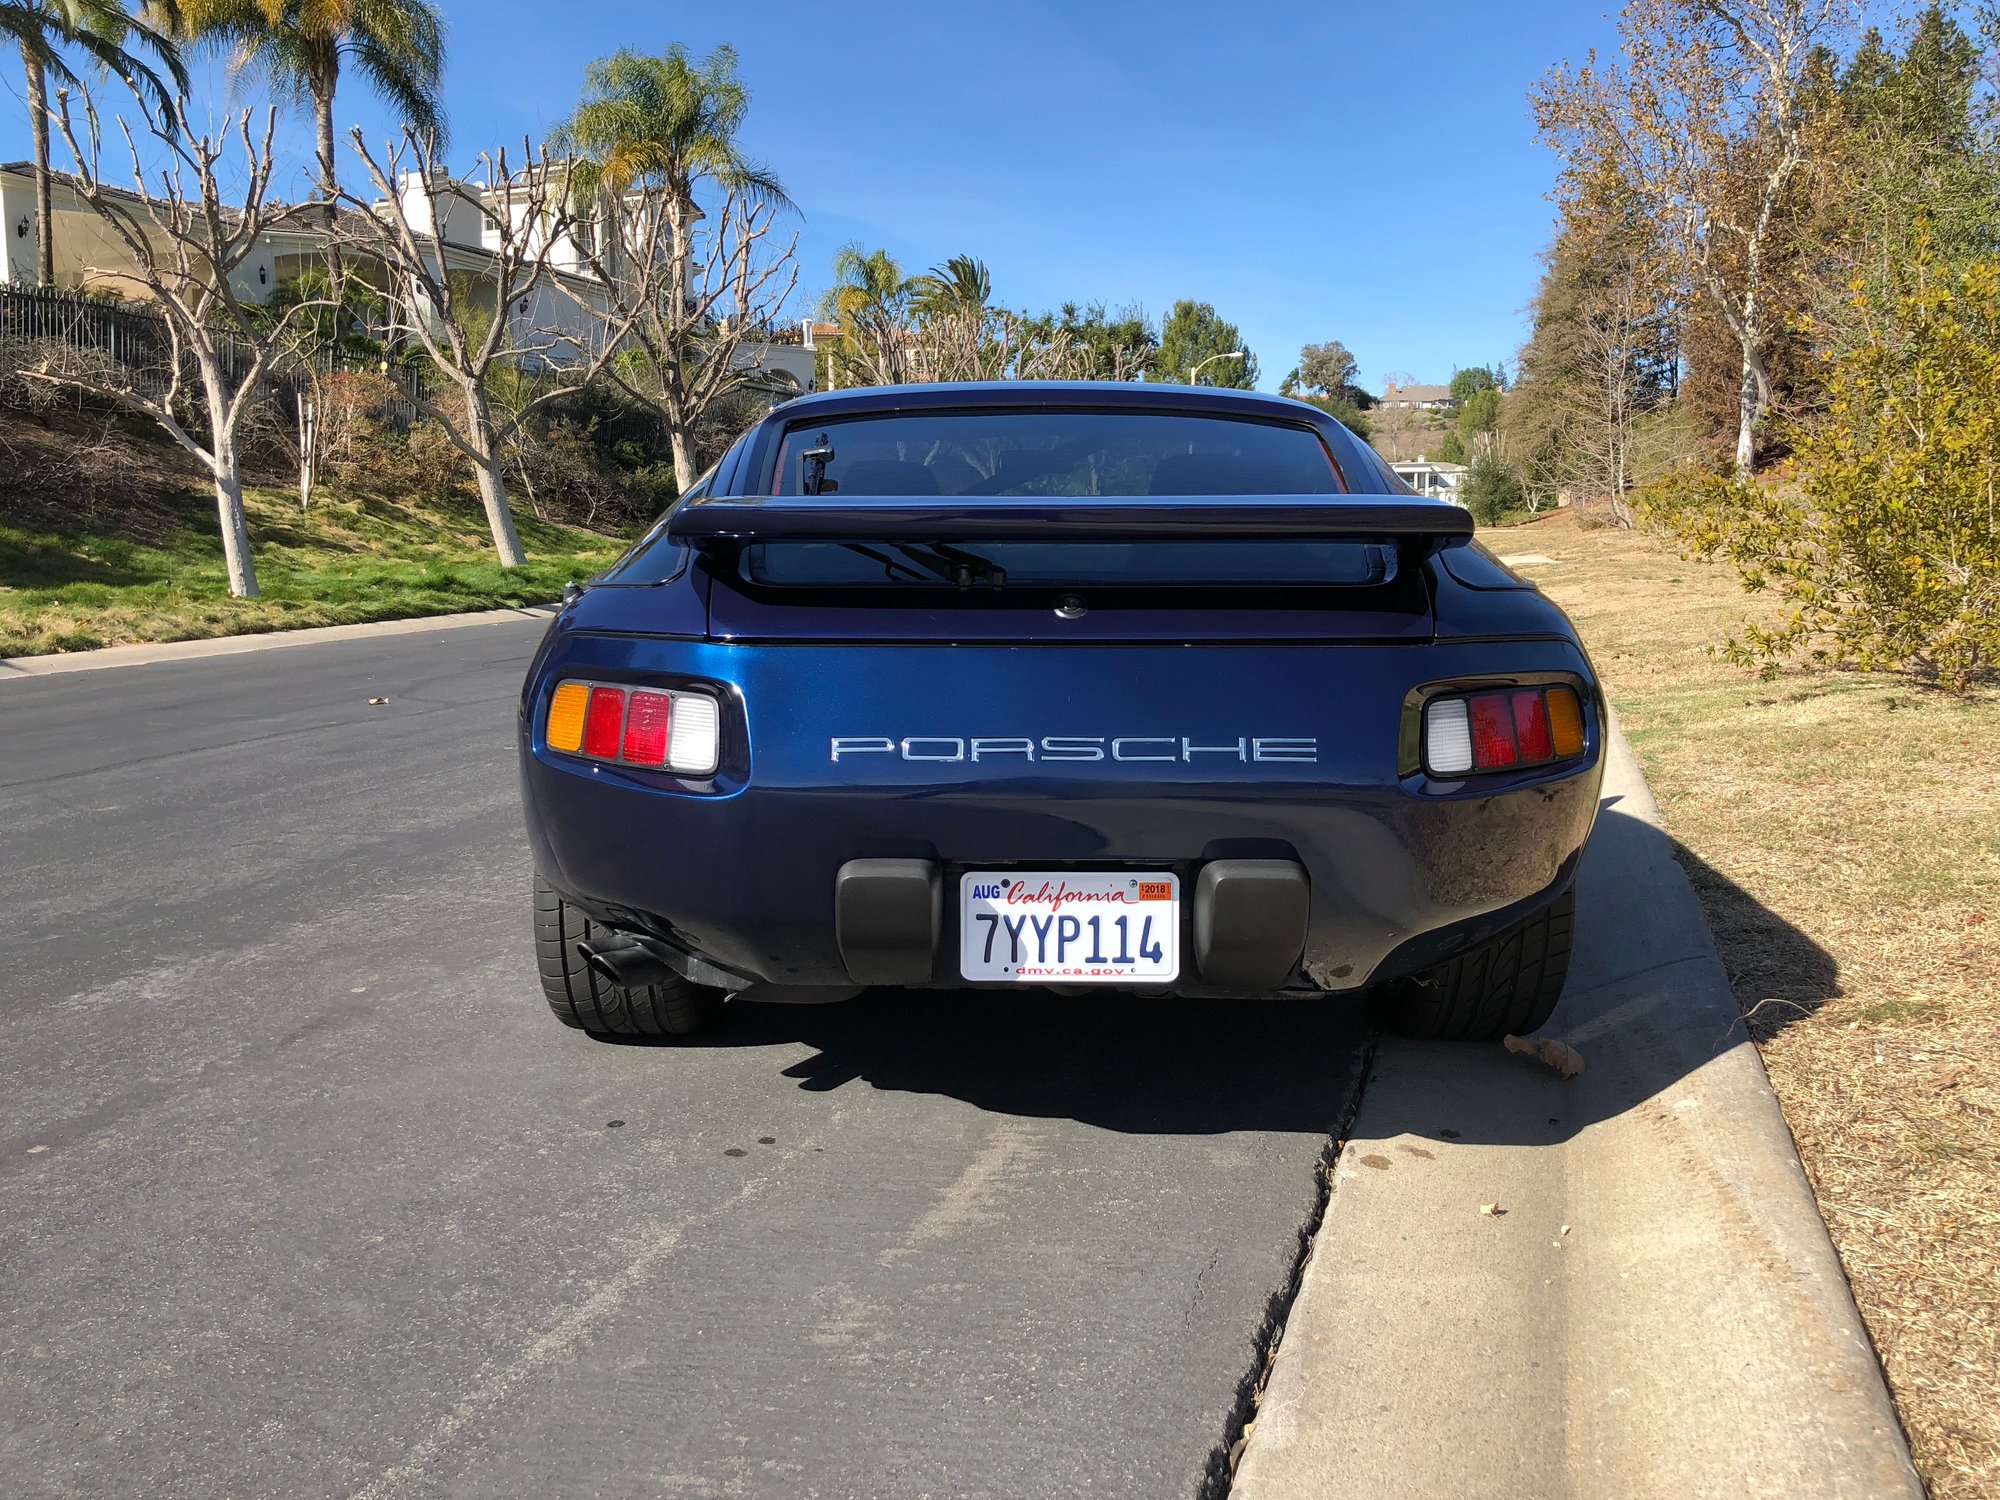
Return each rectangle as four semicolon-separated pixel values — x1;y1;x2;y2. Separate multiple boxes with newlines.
621;690;673;766
1467;693;1518;769
1512;690;1553;762
582;685;627;760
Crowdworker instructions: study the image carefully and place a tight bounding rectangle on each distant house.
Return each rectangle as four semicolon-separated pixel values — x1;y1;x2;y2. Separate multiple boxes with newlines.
1392;454;1467;499
0;160;815;390
1378;381;1458;412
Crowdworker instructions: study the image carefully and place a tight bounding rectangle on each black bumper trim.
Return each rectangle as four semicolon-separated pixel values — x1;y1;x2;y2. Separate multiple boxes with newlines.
1193;859;1311;989
835;858;941;985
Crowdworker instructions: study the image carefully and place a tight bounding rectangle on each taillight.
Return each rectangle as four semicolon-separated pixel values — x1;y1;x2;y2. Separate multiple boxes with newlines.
546;680;721;776
545;681;590;754
1512;691;1553;761
1424;685;1587;777
582;686;627;760
1546;686;1585;757
621;690;674;765
667;694;720;775
1467;694;1517;769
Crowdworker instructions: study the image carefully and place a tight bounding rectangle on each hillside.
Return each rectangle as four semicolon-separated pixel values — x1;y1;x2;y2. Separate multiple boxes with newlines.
0;410;631;658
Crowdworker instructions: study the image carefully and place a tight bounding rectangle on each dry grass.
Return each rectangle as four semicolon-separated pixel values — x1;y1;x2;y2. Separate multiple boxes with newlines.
1505;509;2000;1498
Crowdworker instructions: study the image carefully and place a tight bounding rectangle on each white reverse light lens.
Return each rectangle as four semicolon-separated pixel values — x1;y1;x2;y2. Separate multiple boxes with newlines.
1425;697;1473;776
667;692;720;775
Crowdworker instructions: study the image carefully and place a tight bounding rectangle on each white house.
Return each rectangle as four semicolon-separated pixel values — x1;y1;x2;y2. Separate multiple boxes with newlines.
1;160;815;391
1392;454;1468;499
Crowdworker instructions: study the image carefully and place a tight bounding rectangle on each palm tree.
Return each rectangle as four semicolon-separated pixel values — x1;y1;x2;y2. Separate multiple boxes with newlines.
550;44;791;289
822;245;909;324
167;0;446;231
3;0;186;285
820;245;916;386
909;254;991;322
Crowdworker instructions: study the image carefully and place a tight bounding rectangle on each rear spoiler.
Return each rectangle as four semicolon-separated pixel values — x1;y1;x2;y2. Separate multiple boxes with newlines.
668;494;1472;545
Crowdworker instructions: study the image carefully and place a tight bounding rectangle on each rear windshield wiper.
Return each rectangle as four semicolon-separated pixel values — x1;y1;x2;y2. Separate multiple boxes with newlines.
892;542;1006;588
830;542;1006;588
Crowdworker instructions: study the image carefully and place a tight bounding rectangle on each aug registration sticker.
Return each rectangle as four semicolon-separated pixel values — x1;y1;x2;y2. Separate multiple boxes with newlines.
958;871;1179;983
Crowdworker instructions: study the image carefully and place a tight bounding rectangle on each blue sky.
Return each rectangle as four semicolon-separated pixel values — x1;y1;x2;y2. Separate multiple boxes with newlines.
2;0;1622;394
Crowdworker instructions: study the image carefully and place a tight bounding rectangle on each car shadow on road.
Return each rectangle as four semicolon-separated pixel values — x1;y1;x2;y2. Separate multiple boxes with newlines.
720;987;1372;1137
602;801;1836;1146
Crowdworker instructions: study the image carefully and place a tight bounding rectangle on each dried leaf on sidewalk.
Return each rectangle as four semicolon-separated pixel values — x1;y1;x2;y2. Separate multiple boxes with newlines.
368;696;389;706
1504;1033;1587;1079
1479;1202;1504;1217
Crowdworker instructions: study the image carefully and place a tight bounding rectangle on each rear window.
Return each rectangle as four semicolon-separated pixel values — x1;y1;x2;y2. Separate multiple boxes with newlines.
771;410;1345;497
741;539;1395;588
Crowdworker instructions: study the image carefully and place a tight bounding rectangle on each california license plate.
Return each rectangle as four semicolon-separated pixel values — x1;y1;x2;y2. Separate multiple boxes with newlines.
958;871;1180;983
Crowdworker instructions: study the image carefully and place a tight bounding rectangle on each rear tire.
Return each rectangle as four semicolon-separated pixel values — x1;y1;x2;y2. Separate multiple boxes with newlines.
1377;888;1575;1041
533;876;725;1038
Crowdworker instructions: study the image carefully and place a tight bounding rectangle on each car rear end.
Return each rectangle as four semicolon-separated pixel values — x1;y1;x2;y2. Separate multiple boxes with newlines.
518;388;1604;1033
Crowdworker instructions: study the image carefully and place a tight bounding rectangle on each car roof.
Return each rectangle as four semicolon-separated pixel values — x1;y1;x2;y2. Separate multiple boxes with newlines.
765;381;1321;423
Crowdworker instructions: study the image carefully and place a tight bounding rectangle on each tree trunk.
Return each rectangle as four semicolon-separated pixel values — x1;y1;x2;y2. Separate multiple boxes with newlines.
667;188;694;307
314;90;345;302
24;52;54;286
668;421;698;494
1734;350;1760;477
211;444;260;598
464;386;527;568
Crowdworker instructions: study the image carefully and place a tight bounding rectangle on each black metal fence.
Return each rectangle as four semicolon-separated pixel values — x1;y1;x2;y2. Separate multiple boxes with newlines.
0;284;304;400
3;285;626;445
0;285;441;429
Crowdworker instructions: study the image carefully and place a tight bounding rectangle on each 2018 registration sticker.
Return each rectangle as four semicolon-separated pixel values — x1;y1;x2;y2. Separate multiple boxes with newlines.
958;871;1180;983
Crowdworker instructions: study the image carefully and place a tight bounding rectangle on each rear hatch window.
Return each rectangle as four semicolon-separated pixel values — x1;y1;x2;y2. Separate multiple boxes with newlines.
741;539;1396;589
771;410;1348;497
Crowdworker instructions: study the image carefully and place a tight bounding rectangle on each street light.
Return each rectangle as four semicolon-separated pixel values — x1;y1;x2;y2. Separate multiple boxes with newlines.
1187;349;1244;386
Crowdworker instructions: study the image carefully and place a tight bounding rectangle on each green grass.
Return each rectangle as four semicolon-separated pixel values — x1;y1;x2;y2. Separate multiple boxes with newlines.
0;482;629;657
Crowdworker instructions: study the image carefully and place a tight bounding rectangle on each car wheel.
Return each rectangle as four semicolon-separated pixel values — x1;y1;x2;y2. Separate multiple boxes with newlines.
1377;888;1575;1041
533;876;725;1038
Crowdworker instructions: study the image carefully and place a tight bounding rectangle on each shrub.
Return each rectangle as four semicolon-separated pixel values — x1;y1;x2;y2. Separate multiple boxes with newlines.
1460;454;1526;525
1649;235;2000;692
510;417;670;532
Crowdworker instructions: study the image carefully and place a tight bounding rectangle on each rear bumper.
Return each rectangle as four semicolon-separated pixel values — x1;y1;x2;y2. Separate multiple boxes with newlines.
518;636;1605;994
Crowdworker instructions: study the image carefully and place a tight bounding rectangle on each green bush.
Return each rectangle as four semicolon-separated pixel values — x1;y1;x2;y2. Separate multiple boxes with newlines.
1648;236;2000;692
1460;455;1526;525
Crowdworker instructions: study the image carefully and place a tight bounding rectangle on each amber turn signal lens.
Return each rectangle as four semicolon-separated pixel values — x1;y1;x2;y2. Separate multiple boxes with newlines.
1546;686;1585;758
546;681;590;753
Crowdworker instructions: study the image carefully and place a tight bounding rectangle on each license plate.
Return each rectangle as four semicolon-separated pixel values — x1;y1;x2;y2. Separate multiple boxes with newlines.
958;871;1180;983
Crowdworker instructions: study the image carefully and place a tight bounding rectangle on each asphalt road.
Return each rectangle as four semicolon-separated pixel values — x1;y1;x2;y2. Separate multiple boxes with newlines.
0;617;1369;1500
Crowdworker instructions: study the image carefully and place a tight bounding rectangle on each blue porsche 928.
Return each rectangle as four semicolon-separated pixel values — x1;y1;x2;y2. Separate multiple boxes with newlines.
518;382;1605;1041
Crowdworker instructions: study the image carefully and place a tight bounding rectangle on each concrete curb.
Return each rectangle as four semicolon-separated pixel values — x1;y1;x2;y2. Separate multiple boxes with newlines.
1229;719;1920;1500
0;603;558;681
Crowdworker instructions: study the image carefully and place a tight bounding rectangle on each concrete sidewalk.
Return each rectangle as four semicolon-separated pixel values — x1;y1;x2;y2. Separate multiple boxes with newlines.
0;603;558;681
1230;725;1920;1499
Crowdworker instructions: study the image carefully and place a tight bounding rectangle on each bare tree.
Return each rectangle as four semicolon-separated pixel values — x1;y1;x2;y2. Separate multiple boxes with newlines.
33;91;329;597
1511;160;1683;520
575;186;798;490
830;302;916;388
1534;0;1849;475
338;130;643;566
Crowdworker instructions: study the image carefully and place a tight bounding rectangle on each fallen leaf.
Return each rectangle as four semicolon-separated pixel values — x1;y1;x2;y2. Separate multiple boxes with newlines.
368;696;388;706
1503;1033;1586;1079
1479;1202;1504;1217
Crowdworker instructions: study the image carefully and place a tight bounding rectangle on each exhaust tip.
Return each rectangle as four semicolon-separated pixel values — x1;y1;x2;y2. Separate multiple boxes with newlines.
576;935;675;991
